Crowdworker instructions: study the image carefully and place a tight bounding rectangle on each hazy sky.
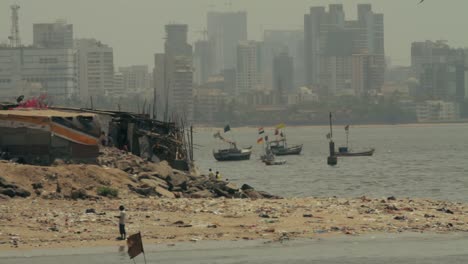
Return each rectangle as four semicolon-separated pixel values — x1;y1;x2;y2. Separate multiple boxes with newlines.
1;0;467;67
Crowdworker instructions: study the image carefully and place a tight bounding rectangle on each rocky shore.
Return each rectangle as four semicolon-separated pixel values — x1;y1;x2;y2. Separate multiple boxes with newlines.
1;147;467;250
1;196;467;249
0;147;278;200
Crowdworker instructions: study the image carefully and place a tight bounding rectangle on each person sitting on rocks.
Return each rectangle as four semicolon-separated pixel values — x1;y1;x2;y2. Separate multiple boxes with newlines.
216;171;222;180
208;168;215;180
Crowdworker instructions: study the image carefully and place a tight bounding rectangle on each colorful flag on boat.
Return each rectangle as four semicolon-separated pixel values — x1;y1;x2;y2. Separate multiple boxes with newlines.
224;124;231;133
258;127;264;134
344;125;349;131
275;123;286;129
257;137;264;144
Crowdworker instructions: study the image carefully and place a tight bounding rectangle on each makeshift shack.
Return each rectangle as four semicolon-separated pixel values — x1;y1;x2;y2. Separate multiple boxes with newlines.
0;109;100;164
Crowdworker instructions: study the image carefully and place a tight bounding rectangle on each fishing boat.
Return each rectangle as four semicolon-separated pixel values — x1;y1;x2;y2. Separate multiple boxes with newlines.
268;138;303;155
334;125;375;157
213;130;252;161
267;125;303;156
261;147;286;166
335;147;375;157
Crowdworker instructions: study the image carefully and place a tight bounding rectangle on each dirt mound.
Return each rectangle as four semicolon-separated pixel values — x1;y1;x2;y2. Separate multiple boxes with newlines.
0;147;279;200
0;161;134;199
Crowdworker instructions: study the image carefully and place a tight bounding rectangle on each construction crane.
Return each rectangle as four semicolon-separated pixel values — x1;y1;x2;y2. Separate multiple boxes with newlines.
8;4;21;48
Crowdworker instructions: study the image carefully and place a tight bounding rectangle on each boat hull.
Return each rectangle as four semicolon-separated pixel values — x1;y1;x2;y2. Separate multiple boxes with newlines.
213;149;252;161
335;148;375;157
270;144;303;156
264;160;287;166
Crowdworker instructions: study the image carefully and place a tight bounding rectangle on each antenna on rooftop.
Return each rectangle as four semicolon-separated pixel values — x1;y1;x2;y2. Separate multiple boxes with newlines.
9;4;21;48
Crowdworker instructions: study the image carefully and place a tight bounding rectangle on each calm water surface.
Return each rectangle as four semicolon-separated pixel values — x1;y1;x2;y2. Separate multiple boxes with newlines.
194;124;468;201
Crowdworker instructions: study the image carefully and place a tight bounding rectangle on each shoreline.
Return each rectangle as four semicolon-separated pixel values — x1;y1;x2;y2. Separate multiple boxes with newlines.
194;121;468;130
1;196;467;251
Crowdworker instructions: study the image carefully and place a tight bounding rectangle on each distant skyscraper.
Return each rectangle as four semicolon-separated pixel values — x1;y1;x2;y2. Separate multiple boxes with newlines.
273;51;294;101
118;65;151;94
304;4;385;96
193;40;213;85
33;20;73;48
154;24;193;122
411;40;466;101
263;30;305;88
236;41;261;96
0;47;77;102
74;39;114;103
207;11;247;73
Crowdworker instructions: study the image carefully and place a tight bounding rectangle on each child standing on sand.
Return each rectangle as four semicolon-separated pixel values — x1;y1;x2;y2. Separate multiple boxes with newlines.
116;205;126;240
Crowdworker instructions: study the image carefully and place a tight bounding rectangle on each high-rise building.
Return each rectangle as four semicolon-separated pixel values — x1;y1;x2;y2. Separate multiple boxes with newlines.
74;39;114;103
112;72;124;98
304;4;385;96
236;41;261;96
33;20;73;48
411;40;465;101
193;40;213;85
154;24;193;122
352;53;385;96
273;51;294;101
263;30;305;88
0;47;77;102
207;11;247;73
118;65;151;94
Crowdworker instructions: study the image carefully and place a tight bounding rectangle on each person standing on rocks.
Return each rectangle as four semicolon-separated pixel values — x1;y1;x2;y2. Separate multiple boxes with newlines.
216;171;222;180
115;205;126;240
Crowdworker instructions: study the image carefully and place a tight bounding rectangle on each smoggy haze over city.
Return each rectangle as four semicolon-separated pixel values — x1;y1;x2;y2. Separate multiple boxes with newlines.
1;0;467;67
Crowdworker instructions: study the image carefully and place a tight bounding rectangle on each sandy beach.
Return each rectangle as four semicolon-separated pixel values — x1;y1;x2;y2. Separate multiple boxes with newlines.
1;196;466;250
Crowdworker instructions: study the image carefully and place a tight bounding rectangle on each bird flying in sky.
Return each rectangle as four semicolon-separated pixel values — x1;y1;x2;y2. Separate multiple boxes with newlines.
418;0;425;4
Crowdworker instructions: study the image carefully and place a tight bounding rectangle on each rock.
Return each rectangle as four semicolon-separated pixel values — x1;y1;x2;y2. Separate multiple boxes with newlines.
130;186;157;196
223;182;239;193
241;184;254;191
243;189;263;200
257;191;282;199
303;214;313;218
0;188;16;197
167;173;188;189
115;160;132;172
0;177;15;188
85;208;96;214
190;190;214;198
155;186;176;198
70;189;88;200
436;208;454;214
212;188;232;198
14;187;31;198
387;196;397;201
394;215;407;221
424;214;435;218
32;183;43;189
140;178;168;189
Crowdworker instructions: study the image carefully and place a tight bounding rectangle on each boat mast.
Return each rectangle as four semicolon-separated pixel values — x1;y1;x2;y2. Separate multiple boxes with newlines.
346;127;349;148
329;112;333;140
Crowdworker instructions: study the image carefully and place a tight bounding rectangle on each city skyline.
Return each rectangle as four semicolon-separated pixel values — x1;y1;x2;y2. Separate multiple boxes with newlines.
1;0;467;67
